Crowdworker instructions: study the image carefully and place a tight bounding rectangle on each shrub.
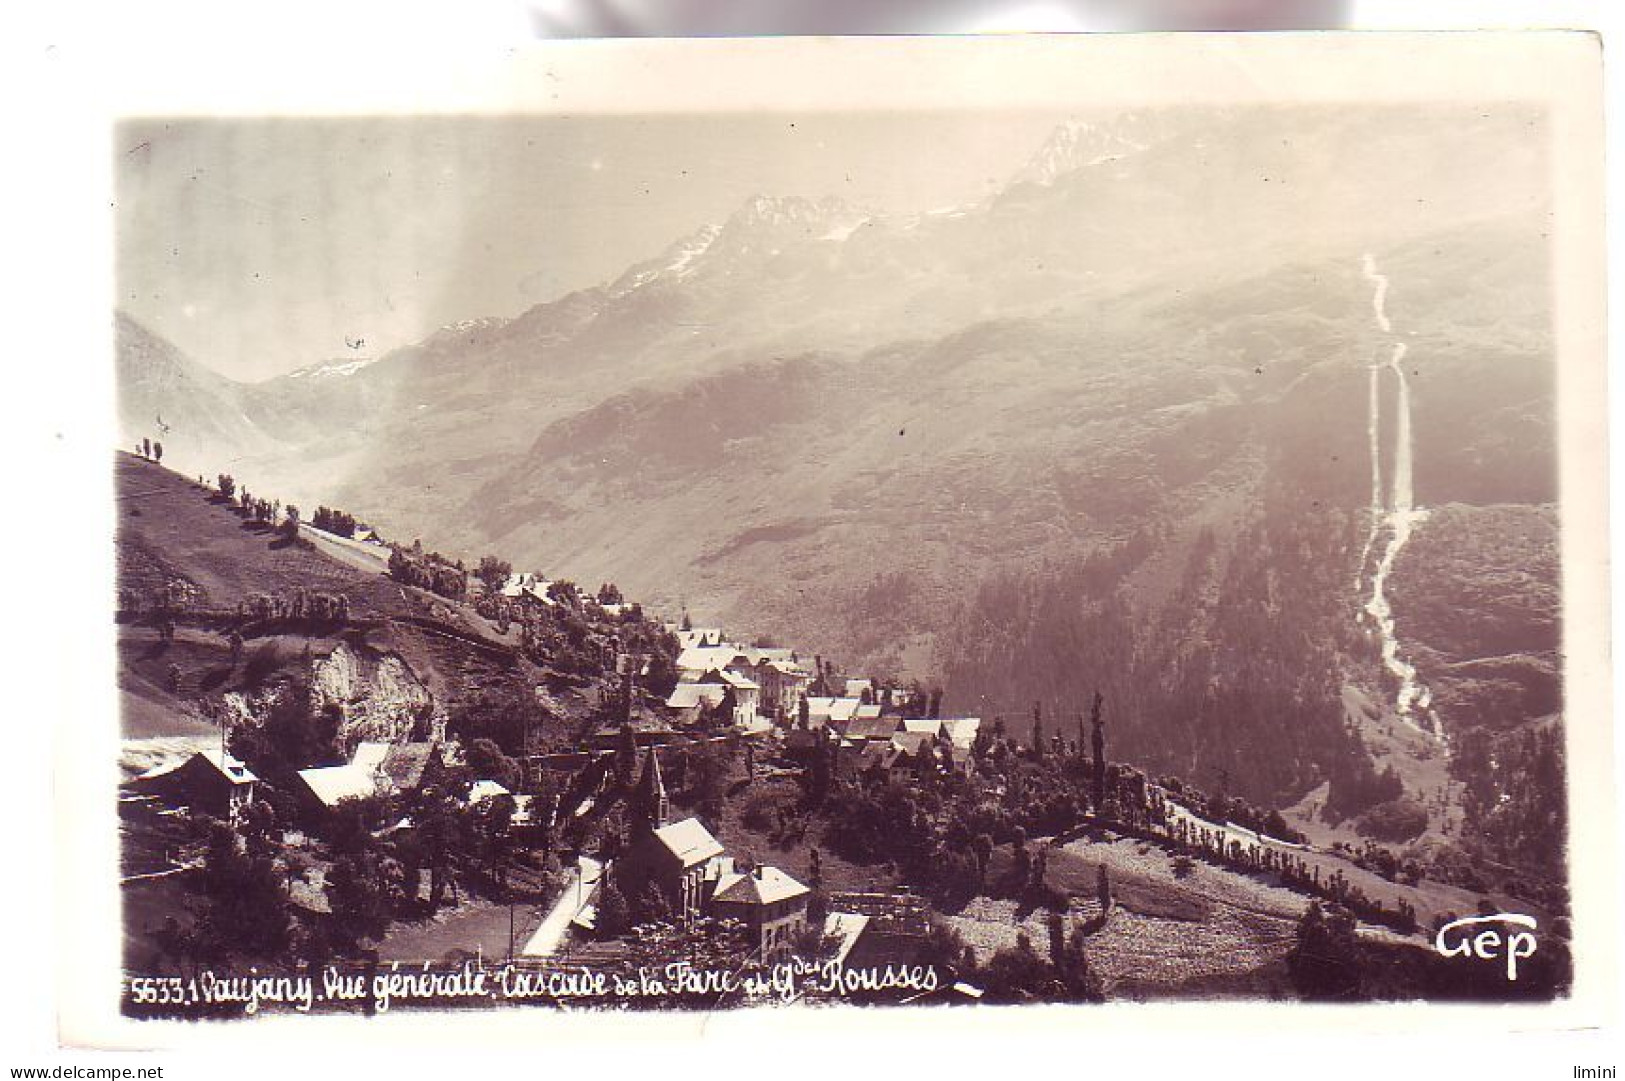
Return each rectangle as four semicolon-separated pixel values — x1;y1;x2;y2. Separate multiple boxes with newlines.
242;640;282;685
740;787;799;834
596;880;631;937
1356;798;1430;844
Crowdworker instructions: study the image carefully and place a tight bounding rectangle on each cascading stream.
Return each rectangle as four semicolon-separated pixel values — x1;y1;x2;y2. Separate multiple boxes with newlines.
1357;254;1439;736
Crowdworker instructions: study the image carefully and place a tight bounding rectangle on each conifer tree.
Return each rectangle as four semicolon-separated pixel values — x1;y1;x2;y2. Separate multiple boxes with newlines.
1090;691;1107;812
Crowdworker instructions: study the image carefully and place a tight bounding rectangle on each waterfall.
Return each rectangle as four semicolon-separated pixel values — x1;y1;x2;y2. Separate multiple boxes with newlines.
1354;354;1383;591
1390;342;1415;514
1356;255;1439;737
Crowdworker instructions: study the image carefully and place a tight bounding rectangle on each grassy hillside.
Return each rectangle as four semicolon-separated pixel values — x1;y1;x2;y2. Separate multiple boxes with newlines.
114;452;587;751
116;453;417;620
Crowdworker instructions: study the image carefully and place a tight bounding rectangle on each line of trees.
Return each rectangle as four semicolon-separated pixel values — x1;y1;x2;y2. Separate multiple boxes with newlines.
235;588;351;624
388;543;468;600
311;506;360;538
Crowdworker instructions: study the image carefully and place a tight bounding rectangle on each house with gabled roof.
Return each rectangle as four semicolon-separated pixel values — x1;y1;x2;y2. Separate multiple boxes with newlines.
808;696;865;729
500;572;556;607
753;658;812;718
131;747;259;823
465;779;538;829
715;669;760;722
676;645;758;681
296;741;447;813
889;730;938;780
856;739;901;780
666;682;728;712
708;862;811;959
937;718;982;773
674;627;726;651
894;717;980;773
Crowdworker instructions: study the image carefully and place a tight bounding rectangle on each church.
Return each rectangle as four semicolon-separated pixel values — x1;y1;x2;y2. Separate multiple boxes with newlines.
613;748;812;957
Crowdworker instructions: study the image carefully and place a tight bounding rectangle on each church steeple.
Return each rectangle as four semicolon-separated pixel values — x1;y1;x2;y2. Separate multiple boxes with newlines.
632;747;669;836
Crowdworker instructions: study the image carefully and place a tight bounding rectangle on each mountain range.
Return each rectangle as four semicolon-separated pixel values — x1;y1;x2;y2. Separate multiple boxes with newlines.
116;104;1560;817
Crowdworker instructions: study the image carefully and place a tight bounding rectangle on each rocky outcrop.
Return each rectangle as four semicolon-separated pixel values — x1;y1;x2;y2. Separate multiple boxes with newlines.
310;641;435;750
203;640;439;757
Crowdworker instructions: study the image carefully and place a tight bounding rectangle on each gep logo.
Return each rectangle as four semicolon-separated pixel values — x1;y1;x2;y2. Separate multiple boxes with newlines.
1434;913;1538;981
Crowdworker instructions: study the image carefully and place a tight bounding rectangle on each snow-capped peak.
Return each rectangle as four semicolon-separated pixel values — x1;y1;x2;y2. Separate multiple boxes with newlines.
287;355;381;380
665;223;721;278
1013;115;1164;187
604;195;873;299
723;194;868;237
440;316;504;335
605;222;726;298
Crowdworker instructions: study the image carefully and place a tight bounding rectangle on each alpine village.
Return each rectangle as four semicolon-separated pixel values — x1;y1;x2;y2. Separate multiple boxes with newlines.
116;445;1567;1014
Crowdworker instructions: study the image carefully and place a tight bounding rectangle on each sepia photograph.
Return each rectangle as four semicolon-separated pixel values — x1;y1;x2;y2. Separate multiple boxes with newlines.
55;29;1611;1041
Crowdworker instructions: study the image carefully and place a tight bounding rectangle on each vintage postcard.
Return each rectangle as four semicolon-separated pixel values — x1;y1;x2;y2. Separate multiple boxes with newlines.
63;31;1612;1045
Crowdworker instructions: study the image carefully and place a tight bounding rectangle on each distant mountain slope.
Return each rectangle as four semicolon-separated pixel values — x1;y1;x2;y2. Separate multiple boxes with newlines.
115;313;277;474
117;105;1561;813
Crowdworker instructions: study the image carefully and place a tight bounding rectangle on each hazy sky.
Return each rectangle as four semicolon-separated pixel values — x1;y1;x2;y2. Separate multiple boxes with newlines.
115;112;1079;382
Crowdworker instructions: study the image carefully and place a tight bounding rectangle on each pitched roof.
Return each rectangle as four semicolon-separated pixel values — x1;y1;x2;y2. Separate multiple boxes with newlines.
824;912;871;965
717;669;759;691
666;683;728;710
675;628;725;650
843;715;901;741
501;572;556;603
297;763;377;808
891;731;936;756
135;747;259;787
859;741;899;770
297;742;439;808
853;703;883;720
939;717;982;749
768;660;812;678
811;697;863;723
676;646;750;673
652;817;724;868
900;719;943;736
351;742;391;772
711;864;811;907
467;779;512;804
194;748;259;785
380;743;440;789
844;679;874;698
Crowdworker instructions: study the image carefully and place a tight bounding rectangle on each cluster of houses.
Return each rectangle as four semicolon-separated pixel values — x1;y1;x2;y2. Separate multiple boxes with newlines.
130;736;542;838
663;624;983;783
660;626;983;782
126;598;982;968
576;743;958;969
663;627;815;728
787;712;982;784
501;572;628;618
